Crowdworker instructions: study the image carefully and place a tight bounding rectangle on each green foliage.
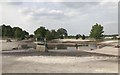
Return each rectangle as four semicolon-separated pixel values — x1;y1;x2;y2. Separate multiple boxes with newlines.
67;35;75;39
81;34;85;40
29;34;34;38
34;27;47;41
34;27;68;41
60;35;64;39
75;34;82;39
57;28;68;38
21;30;29;40
14;27;23;39
89;23;104;39
45;31;51;41
23;30;29;36
1;24;14;38
45;30;59;41
1;24;29;40
13;27;29;40
76;34;79;39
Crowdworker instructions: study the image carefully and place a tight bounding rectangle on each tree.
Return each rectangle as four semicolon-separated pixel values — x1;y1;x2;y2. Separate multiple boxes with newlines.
89;23;104;39
82;34;85;40
34;27;47;41
68;35;76;39
57;28;68;38
45;30;53;41
13;27;29;40
1;24;14;38
1;25;6;37
6;25;14;37
0;24;29;40
14;27;23;39
29;34;34;38
23;30;29;36
45;30;59;41
76;34;79;39
21;30;29;39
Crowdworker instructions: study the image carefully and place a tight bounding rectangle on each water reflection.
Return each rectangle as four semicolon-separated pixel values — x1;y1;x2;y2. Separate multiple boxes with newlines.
47;44;97;51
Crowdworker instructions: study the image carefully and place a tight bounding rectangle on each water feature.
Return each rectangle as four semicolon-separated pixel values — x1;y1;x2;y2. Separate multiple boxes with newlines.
47;44;97;51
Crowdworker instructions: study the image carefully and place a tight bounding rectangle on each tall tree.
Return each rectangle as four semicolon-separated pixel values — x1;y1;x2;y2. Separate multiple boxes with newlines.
13;27;18;35
34;27;47;41
45;30;52;41
89;23;104;39
57;28;68;38
45;29;59;41
21;30;29;39
1;24;14;38
5;25;14;37
1;24;29;40
14;27;23;39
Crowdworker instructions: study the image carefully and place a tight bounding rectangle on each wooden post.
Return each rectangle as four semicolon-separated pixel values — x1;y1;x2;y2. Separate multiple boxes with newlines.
44;38;48;52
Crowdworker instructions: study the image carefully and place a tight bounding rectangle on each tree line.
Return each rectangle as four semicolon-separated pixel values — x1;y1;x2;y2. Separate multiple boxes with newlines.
0;24;68;41
0;23;108;41
34;27;68;41
0;24;29;40
33;23;104;41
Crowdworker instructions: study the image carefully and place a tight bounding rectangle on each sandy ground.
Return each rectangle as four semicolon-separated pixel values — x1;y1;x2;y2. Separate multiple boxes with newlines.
2;42;20;50
55;39;92;42
80;46;118;56
100;40;118;44
2;55;118;73
1;40;35;51
0;40;21;50
2;49;118;73
1;40;119;73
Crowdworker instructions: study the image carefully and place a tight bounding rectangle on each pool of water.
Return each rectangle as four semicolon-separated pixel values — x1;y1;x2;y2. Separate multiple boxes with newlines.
47;45;97;51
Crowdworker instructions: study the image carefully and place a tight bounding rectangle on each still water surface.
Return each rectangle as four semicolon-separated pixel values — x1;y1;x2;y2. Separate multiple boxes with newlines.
48;45;97;51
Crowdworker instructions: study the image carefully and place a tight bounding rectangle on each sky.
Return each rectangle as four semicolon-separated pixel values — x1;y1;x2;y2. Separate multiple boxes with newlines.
0;0;118;35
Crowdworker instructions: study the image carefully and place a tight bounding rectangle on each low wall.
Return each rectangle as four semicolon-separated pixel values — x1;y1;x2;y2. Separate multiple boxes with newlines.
36;45;46;52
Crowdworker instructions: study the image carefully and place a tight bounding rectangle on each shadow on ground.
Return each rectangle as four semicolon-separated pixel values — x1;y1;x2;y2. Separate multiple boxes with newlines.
2;49;117;57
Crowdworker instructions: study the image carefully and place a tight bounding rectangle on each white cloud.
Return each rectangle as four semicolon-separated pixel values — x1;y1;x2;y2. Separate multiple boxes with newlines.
64;11;78;17
1;2;118;35
49;9;63;14
0;0;119;2
18;7;75;21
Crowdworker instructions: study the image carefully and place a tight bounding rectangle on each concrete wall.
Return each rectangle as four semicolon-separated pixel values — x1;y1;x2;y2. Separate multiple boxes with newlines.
36;45;45;52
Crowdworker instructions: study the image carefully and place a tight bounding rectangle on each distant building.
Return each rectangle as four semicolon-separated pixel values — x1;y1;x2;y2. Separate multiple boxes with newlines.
104;34;120;40
104;36;113;39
